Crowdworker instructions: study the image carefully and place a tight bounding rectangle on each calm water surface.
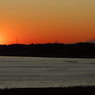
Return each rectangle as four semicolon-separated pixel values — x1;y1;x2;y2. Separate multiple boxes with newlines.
0;56;95;88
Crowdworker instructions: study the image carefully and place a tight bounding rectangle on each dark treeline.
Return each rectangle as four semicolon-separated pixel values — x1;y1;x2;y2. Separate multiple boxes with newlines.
0;42;95;58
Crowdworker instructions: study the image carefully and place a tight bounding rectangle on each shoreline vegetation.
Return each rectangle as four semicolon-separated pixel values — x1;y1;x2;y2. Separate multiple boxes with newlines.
0;42;95;58
0;86;95;95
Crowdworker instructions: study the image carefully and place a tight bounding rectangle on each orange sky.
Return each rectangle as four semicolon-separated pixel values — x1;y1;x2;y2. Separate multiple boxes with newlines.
0;0;95;44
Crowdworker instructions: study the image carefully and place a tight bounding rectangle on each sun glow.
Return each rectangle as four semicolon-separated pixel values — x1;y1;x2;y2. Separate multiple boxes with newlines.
0;37;4;45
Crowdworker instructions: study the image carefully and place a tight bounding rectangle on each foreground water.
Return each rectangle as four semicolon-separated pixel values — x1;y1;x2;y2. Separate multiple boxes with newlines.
0;56;95;88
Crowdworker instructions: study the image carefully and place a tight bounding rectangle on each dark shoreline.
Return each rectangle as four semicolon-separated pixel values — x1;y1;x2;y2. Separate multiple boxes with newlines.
1;43;95;58
0;86;95;95
1;55;95;59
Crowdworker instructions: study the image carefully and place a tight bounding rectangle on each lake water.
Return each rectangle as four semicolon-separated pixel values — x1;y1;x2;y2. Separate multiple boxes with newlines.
0;56;95;88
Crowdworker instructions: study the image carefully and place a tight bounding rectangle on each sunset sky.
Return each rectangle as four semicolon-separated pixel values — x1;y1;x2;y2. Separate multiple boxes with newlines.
0;0;95;44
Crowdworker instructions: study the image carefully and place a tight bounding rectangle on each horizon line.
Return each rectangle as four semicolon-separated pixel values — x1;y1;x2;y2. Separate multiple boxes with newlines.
0;42;94;46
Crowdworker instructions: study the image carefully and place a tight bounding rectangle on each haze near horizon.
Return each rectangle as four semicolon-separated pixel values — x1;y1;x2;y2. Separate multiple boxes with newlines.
0;0;95;44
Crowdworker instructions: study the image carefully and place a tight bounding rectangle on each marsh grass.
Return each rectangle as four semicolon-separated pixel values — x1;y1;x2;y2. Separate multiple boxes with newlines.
0;86;95;95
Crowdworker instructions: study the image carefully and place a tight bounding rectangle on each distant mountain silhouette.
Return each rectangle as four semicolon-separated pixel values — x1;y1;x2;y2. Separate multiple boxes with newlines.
86;38;95;43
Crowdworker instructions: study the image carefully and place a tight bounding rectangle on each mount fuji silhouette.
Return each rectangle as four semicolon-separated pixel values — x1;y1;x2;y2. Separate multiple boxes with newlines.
86;38;95;43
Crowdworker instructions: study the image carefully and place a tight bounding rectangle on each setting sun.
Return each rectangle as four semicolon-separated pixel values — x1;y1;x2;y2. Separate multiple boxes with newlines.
0;36;5;45
0;38;3;44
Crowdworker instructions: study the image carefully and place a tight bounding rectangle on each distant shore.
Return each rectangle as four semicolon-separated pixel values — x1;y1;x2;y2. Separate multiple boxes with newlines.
1;55;95;59
0;86;95;95
0;43;95;58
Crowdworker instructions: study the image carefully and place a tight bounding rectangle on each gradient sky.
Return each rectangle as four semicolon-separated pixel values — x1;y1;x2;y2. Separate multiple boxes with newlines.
0;0;95;44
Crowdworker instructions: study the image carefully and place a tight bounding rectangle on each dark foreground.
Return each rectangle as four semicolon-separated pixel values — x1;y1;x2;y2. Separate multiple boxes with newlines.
0;86;95;95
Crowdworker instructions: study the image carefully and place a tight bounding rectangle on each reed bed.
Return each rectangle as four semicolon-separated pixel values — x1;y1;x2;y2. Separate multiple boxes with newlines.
0;86;95;95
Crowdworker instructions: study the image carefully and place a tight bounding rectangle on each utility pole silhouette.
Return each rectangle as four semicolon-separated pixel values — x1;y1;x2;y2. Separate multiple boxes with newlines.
55;39;58;44
16;37;18;44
